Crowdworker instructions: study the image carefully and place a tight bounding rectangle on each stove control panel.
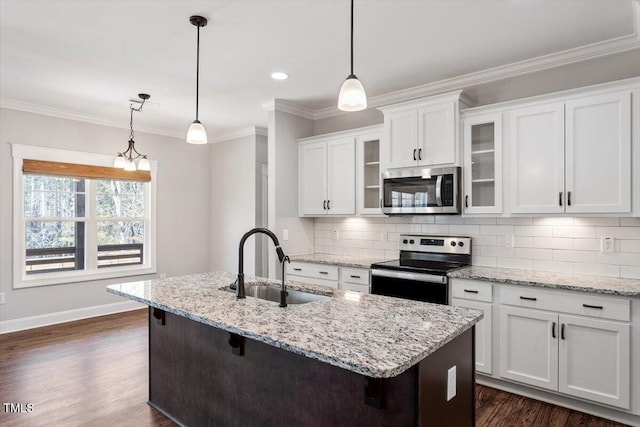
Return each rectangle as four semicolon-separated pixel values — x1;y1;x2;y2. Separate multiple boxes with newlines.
399;234;471;255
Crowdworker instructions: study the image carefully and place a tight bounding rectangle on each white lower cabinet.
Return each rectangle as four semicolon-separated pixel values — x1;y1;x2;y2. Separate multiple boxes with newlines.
285;262;370;293
499;298;630;409
451;279;493;375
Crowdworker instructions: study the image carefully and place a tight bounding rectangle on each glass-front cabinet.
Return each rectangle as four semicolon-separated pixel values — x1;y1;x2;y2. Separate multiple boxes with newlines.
462;112;502;214
357;126;384;215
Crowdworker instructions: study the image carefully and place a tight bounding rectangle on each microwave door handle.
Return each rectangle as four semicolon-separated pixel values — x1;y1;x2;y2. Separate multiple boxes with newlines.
435;175;443;207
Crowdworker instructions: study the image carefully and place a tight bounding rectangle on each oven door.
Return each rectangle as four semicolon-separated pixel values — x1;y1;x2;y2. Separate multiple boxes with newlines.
382;167;460;214
370;269;449;304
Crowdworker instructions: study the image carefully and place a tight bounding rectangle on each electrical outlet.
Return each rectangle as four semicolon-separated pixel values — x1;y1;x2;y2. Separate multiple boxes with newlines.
159;273;167;280
333;229;340;240
0;292;5;304
282;229;289;241
601;236;614;254
447;366;457;401
504;234;514;248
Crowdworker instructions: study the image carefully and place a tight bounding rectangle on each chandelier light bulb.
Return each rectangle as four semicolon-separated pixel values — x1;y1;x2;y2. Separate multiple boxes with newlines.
137;156;151;171
114;154;126;169
124;159;137;171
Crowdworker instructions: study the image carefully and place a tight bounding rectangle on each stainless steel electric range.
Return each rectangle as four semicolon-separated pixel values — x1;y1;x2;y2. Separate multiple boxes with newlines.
371;234;472;304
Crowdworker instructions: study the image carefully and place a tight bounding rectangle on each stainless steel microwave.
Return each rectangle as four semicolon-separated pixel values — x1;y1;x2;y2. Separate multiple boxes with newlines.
382;167;461;215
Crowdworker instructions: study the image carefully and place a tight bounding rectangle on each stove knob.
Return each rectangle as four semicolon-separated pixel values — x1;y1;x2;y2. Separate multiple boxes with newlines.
402;239;408;244
450;241;457;247
458;241;464;247
409;239;415;244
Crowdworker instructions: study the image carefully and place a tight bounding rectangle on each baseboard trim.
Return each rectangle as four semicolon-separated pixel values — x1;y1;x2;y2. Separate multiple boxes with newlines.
0;300;146;334
476;376;640;426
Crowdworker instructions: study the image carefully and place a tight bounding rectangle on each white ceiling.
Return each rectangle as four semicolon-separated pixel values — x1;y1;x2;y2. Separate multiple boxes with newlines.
1;0;638;140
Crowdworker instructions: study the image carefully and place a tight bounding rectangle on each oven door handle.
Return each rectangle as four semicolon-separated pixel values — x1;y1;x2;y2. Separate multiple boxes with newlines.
371;269;446;284
435;175;443;207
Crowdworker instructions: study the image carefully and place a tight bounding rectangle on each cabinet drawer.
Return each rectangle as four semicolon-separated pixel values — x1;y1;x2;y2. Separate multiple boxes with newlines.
340;282;369;293
499;286;629;322
286;274;339;289
451;279;492;302
340;267;370;286
287;262;339;281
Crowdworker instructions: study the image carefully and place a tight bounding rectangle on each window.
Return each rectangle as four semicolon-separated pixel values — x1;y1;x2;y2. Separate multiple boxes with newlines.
13;144;156;288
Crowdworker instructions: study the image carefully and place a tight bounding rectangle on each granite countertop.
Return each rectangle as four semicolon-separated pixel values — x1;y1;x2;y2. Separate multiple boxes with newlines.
288;253;384;269
449;266;640;298
107;272;482;378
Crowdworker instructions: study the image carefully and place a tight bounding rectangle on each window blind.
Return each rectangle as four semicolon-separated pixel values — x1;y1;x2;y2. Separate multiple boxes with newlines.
23;159;151;182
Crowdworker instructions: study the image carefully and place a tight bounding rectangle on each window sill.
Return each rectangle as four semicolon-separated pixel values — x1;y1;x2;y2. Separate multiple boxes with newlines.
13;266;157;289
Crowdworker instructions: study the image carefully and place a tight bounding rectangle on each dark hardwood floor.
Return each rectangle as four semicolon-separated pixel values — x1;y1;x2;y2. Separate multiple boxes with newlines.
0;310;629;427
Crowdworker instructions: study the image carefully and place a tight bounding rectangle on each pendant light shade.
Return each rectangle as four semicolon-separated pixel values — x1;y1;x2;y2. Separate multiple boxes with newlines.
187;120;207;144
137;156;151;171
338;75;367;111
338;0;367;112
187;15;208;144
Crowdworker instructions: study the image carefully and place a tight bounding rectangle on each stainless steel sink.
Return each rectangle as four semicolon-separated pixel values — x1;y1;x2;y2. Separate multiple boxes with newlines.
223;284;330;305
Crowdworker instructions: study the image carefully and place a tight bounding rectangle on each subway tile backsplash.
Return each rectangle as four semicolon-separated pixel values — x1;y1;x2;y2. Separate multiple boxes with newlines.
313;216;640;279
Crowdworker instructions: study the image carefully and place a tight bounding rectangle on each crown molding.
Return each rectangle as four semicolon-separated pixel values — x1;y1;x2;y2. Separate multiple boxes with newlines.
314;17;640;120
261;99;314;120
209;126;268;143
0;98;184;139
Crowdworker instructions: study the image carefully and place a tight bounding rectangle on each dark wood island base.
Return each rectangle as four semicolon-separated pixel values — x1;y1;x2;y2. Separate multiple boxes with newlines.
148;308;475;427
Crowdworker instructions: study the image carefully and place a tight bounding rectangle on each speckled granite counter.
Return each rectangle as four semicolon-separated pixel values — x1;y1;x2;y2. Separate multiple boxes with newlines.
449;266;640;297
107;271;481;378
288;253;384;269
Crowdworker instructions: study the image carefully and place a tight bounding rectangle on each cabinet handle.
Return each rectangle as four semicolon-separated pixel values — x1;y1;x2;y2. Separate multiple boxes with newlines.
559;192;563;206
323;200;327;210
561;323;565;340
319;271;329;275
413;149;417;161
350;275;361;279
519;296;537;301
327;200;331;210
418;148;422;160
583;303;603;310
463;289;479;294
552;322;556;339
293;268;302;271
567;191;572;206
465;195;469;208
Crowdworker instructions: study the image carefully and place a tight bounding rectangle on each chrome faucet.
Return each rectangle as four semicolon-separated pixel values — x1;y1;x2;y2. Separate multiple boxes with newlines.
237;228;286;300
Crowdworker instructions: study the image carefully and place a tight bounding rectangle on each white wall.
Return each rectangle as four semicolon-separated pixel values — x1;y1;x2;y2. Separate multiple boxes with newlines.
267;108;314;278
210;134;265;276
0;108;211;322
314;216;640;279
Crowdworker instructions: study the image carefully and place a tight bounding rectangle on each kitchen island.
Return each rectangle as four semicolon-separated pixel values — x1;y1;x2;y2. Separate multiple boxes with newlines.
107;272;482;426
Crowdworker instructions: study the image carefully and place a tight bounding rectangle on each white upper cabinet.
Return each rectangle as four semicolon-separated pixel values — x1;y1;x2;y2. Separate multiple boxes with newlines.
509;89;632;215
379;91;471;170
462;112;503;214
298;134;357;216
356;127;384;215
565;92;631;213
509;103;565;214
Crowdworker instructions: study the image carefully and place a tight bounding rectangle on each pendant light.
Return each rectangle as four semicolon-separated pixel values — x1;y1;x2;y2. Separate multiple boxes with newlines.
186;15;208;144
338;0;367;112
114;93;151;171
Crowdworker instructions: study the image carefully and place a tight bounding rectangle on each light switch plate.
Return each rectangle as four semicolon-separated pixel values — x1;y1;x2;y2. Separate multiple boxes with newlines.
0;292;5;304
282;229;289;241
447;365;456;401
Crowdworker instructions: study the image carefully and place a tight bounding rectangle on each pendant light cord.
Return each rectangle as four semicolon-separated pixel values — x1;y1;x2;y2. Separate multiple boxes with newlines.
195;24;200;121
350;0;354;76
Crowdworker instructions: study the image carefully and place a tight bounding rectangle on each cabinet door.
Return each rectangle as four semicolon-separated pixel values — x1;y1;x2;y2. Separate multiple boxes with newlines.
384;110;418;169
298;141;327;215
452;298;492;375
357;130;383;215
499;306;558;391
463;113;503;214
327;138;356;215
418;102;456;166
509;103;565;214
558;314;630;409
565;91;631;213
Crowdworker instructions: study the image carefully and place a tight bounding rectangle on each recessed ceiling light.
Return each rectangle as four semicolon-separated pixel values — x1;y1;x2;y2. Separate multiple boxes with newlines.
270;72;290;80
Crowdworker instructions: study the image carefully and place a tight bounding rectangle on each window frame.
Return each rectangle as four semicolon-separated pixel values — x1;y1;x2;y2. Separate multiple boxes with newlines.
12;143;157;289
